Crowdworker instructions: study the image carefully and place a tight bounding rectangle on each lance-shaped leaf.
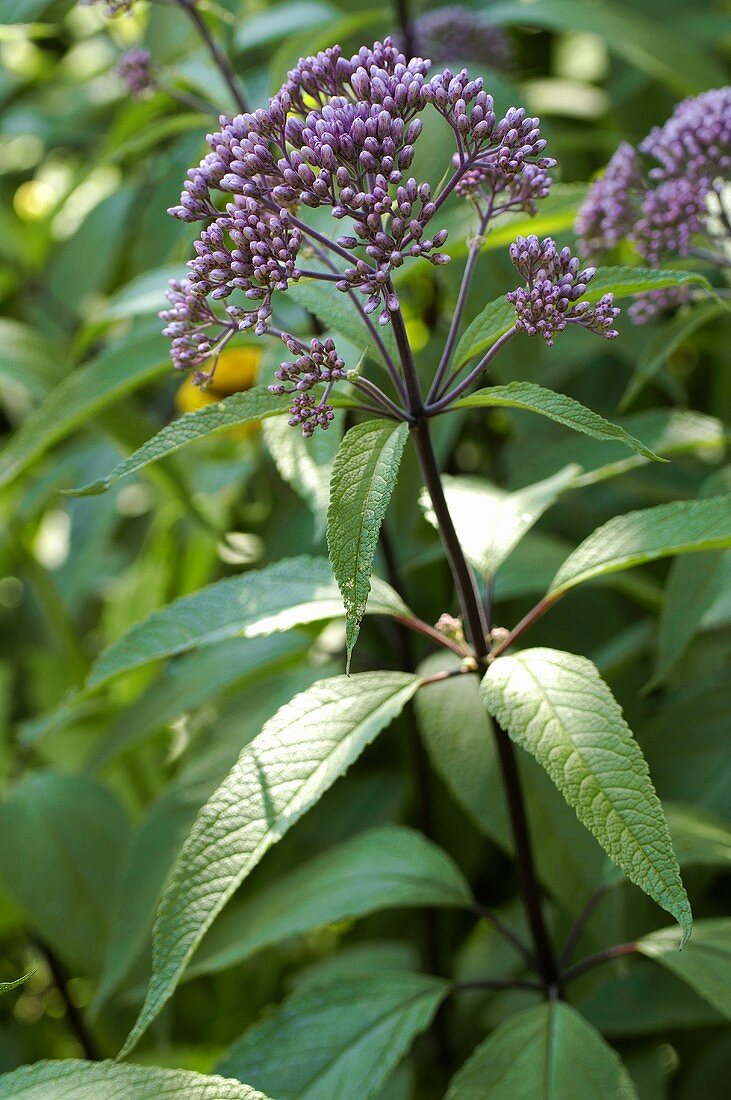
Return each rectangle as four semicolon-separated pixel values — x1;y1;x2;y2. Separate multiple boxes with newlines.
0;327;168;491
548;495;731;596
119;670;421;1056
453;383;661;460
420;465;580;578
65;387;290;497
452;298;516;370
87;556;409;690
218;972;447;1100
328;420;409;667
189;825;472;980
0;1060;270;1100
481;648;691;943
445;1002;637;1099
638;919;731;1021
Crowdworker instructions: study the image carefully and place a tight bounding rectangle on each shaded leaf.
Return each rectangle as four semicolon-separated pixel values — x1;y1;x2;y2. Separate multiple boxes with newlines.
0;773;129;973
120;670;421;1055
190;825;472;980
454;383;661;460
264;411;344;539
218;972;447;1100
549;496;731;596
639;919;731;1021
287;280;398;366
328;420;409;666
445;1002;637;1099
481;648;691;942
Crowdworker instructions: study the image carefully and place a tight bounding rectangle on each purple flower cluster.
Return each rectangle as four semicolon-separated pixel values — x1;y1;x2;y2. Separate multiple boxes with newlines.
269;334;347;435
160;279;236;381
405;5;513;74
507;235;619;346
115;49;154;98
577;88;731;320
163;36;556;429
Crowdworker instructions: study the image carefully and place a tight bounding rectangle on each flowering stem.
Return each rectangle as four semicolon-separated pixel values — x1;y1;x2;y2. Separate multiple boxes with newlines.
351;375;406;420
389;293;423;417
175;0;249;114
472;902;538;969
427;327;518;413
428;205;493;402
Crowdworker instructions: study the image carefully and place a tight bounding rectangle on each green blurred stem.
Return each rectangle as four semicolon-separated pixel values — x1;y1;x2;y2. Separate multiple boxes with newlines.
13;534;87;688
175;0;249;114
35;940;101;1061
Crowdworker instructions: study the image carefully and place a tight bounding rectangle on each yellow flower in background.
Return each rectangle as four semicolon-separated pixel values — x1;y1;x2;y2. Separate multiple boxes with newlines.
175;345;262;437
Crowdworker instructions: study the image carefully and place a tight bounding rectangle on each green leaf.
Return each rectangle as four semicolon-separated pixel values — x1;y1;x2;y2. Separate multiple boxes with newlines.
120;670;421;1056
218;972;447;1100
665;804;731;871
0;773;130;973
65;387;290;497
328;420;409;666
482;0;725;93
452;298;516;370
453;383;661;461
264;411;344;539
481;648;691;943
0;971;34;995
0;319;63;400
87;556;409;690
576;959;723;1036
0;1060;270;1099
287;279;398;367
0;328;168;491
620;301;725;410
189;825;472;980
548;495;731;596
98;264;183;321
421;465;580;577
639;919;731;1021
445;1002;638;1099
650;550;729;688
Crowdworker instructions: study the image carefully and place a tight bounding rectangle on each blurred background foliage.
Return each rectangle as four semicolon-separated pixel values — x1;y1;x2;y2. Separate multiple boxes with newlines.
0;0;729;1096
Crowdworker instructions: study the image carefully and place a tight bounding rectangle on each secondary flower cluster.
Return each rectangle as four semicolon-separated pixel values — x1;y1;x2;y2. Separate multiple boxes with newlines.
116;49;154;98
162;35;556;393
507;236;619;346
269;334;347;435
576;87;731;322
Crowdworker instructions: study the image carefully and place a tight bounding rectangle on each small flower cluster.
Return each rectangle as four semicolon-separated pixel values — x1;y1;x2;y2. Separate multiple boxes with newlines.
507;235;619;346
577;88;731;321
269;335;347;435
406;5;513;73
115;49;154;98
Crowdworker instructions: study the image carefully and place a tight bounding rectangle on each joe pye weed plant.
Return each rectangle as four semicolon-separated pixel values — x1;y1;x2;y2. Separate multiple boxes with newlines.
1;3;731;1098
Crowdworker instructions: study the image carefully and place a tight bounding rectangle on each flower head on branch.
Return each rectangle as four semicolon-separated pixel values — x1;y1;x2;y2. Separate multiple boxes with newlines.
269;334;347;435
162;36;557;430
507;236;620;346
576;87;731;321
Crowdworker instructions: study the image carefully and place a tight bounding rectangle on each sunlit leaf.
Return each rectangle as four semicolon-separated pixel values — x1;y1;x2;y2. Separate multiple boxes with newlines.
328;419;409;666
0;1060;270;1100
481;648;691;942
120;670;421;1055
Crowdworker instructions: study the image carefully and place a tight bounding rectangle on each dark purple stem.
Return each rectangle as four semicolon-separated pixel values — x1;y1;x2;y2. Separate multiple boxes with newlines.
558;884;612;970
427;327;518;413
175;0;249;114
563;942;639;985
